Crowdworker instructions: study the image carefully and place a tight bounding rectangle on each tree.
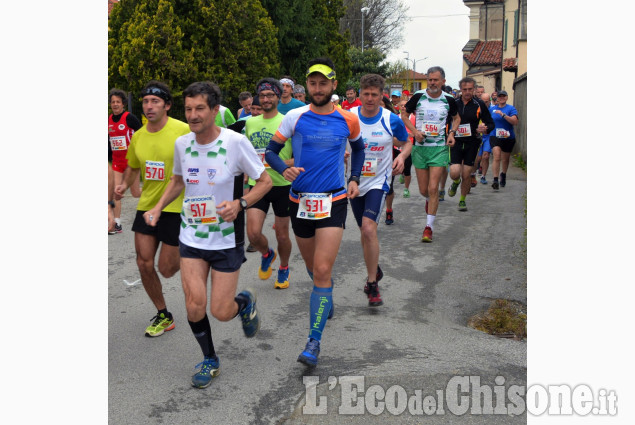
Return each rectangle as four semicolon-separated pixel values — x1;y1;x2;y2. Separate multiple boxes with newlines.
108;0;280;113
259;0;351;87
339;0;410;55
313;0;352;90
345;46;389;91
384;60;407;90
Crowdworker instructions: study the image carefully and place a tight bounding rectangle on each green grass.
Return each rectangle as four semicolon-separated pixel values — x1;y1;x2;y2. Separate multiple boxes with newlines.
513;153;526;171
468;299;527;340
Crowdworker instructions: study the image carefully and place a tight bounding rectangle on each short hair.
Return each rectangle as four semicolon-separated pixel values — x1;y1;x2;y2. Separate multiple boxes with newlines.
307;57;336;74
109;88;127;104
183;81;222;109
359;74;385;92
459;77;477;88
345;86;356;93
426;66;446;78
476;85;484;89
238;91;252;101
141;80;173;106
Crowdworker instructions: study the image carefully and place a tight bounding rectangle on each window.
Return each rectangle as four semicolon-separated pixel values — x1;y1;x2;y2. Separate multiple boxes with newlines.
504;19;508;50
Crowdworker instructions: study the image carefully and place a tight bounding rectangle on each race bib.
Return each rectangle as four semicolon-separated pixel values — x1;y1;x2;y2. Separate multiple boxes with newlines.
109;136;127;151
423;121;440;137
145;160;165;181
361;158;378;177
297;193;332;220
183;194;218;225
456;124;472;138
495;128;511;138
255;148;270;168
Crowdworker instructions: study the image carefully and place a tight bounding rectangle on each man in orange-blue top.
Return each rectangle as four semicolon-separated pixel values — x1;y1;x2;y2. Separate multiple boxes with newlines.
265;57;366;367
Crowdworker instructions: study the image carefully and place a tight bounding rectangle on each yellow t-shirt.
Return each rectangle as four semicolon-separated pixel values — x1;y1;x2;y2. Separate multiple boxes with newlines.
126;117;190;212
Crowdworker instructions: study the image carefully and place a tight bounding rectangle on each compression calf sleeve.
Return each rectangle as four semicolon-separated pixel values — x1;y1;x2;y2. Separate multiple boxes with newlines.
308;286;332;341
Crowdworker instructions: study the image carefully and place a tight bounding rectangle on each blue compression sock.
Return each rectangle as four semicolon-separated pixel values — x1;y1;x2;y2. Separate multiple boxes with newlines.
308;285;332;341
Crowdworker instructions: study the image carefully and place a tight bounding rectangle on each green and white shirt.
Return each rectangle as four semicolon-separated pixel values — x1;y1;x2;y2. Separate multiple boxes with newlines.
404;90;458;147
173;128;265;250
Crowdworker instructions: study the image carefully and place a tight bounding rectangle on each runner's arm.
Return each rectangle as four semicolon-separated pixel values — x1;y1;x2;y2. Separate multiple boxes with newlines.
143;174;185;226
266;136;304;182
114;166;140;200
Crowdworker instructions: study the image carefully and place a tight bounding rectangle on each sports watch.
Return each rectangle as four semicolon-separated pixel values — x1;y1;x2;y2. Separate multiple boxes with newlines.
239;197;248;210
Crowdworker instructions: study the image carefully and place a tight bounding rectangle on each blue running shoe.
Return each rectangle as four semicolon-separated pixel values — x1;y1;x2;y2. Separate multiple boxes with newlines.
297;338;320;366
274;267;290;289
238;289;260;338
480;176;487;185
191;356;220;388
258;248;277;280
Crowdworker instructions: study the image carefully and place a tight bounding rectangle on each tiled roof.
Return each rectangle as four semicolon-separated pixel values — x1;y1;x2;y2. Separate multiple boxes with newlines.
463;40;502;66
108;0;118;16
503;57;518;71
395;70;428;80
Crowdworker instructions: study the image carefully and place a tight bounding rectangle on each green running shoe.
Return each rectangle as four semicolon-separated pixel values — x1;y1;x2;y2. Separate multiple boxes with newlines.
448;180;459;197
403;188;410;198
145;312;175;337
458;200;468;211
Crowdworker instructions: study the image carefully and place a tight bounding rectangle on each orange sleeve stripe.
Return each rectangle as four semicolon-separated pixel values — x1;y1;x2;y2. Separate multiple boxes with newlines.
338;109;361;140
274;130;288;142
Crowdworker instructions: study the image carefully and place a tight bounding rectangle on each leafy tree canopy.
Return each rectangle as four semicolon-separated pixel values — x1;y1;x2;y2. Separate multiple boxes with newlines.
109;0;280;114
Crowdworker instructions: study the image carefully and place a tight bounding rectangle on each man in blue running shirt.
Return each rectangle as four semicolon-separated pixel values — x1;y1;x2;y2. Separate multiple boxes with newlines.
266;57;366;367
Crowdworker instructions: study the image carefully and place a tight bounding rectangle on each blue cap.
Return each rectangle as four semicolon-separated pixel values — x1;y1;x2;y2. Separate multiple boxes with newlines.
391;90;401;97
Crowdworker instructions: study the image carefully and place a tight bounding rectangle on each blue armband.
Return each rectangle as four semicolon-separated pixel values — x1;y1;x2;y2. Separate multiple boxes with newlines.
265;140;288;175
348;136;366;178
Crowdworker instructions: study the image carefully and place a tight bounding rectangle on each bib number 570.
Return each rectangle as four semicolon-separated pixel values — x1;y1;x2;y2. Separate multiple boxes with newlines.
145;166;164;180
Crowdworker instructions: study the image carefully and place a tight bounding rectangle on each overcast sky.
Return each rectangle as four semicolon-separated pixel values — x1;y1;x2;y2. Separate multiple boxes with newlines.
384;0;470;89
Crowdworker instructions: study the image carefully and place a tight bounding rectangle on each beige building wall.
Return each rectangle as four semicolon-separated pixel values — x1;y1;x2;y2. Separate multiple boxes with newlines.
517;40;527;75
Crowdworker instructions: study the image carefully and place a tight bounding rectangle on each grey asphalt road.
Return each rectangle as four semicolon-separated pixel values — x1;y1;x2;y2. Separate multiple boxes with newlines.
109;163;527;424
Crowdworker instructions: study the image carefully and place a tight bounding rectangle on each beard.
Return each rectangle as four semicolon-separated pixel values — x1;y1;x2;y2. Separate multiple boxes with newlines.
311;88;335;107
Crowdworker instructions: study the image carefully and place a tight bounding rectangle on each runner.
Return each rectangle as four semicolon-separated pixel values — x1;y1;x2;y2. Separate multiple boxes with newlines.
350;73;410;306
277;76;306;115
401;66;460;242
143;81;272;388
341;86;362;110
244;78;294;289
114;80;190;337
265;57;366;367
489;90;519;190
236;91;253;119
475;92;493;184
446;77;494;211
108;88;142;234
293;84;308;104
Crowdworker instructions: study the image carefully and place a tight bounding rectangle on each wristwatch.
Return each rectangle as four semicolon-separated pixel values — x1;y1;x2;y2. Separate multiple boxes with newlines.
449;129;457;135
108;200;115;209
348;175;360;185
239;197;248;210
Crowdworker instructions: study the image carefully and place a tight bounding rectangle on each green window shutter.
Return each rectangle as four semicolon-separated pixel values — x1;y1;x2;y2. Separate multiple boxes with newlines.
513;9;519;46
504;19;508;50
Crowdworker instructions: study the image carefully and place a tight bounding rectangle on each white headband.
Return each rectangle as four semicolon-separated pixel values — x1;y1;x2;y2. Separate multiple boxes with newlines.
280;78;294;90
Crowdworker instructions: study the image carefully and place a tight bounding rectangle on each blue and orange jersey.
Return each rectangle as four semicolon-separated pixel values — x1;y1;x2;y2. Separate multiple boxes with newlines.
275;104;361;193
